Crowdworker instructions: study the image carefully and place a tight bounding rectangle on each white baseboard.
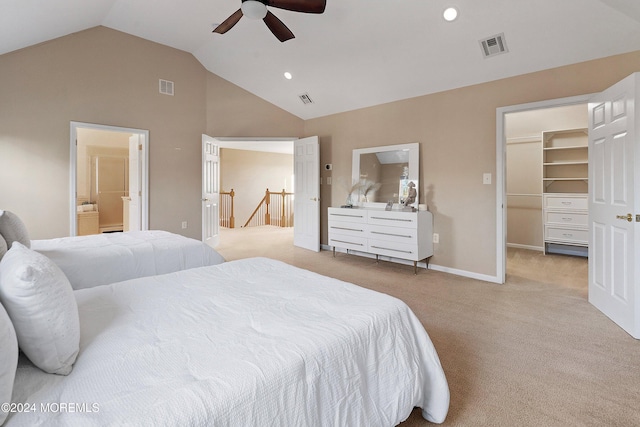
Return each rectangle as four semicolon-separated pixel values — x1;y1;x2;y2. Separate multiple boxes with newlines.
428;263;501;284
321;245;501;284
507;243;544;252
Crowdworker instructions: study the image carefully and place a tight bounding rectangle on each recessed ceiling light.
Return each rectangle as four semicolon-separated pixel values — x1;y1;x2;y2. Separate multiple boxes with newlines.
284;72;293;80
443;7;458;22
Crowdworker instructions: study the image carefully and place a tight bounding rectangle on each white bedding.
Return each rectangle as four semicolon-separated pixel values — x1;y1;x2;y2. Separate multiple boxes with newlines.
6;258;449;426
30;230;225;289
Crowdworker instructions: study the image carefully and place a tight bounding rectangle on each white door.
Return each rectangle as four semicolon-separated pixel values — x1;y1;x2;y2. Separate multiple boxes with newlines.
127;134;142;231
588;72;640;338
293;136;320;252
202;135;220;248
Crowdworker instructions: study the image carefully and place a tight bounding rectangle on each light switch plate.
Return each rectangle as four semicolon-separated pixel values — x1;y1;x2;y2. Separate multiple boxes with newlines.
483;173;492;185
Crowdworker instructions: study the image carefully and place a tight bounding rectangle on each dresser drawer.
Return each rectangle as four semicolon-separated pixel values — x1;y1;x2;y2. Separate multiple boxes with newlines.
328;234;368;252
544;195;588;210
367;210;418;228
544;211;588;227
328;220;367;238
368;239;419;260
328;208;367;224
368;224;417;244
544;225;588;245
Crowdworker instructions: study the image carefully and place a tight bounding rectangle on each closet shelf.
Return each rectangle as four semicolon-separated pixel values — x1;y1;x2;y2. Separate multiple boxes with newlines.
543;145;587;151
544;161;588;166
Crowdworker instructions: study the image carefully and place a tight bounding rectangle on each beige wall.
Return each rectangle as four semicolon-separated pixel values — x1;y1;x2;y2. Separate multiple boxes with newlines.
0;26;303;240
205;73;304;137
1;24;639;279
304;51;640;277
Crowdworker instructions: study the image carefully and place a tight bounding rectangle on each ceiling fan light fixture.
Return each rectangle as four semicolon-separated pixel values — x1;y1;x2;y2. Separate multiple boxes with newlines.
241;0;268;19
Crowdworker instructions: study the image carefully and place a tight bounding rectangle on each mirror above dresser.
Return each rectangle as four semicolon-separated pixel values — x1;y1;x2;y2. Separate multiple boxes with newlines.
351;142;419;208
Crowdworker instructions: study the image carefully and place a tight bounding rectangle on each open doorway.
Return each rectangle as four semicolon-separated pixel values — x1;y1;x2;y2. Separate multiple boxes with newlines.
218;139;295;228
213;137;295;230
207;136;320;253
504;103;589;288
496;94;592;284
70;122;149;236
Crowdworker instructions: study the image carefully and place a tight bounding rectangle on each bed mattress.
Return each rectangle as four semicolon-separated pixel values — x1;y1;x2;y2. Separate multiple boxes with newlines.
7;257;449;426
30;230;225;289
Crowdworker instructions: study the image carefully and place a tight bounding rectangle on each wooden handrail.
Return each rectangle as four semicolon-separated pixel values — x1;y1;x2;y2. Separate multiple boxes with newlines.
244;189;269;228
244;188;294;228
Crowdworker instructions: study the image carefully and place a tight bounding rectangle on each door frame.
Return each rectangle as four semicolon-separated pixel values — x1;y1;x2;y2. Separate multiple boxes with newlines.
70;121;149;236
496;94;593;284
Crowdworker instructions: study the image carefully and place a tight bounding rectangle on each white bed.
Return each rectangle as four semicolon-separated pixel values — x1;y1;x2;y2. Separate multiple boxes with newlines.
5;257;450;426
30;230;225;289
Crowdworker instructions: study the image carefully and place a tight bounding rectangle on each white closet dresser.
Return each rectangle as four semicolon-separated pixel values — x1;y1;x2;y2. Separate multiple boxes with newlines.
543;193;588;254
328;207;433;273
542;128;588;256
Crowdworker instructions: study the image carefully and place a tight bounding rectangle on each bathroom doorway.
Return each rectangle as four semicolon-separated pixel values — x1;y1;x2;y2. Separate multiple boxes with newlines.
70;122;149;236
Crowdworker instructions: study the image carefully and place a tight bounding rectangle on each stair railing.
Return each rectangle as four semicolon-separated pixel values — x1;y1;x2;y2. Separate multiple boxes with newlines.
244;188;294;228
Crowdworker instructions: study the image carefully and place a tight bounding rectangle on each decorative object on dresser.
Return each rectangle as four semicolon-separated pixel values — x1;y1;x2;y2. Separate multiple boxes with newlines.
328;207;433;274
542;128;588;256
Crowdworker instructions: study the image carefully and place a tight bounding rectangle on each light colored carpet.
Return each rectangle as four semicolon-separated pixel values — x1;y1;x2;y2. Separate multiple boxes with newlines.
216;226;640;426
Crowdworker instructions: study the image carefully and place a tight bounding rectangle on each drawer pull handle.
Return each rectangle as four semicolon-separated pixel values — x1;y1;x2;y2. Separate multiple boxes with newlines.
562;233;574;237
370;231;412;238
331;214;365;219
561;201;572;205
332;239;363;246
370;216;412;222
562;217;573;221
370;246;412;254
331;226;363;232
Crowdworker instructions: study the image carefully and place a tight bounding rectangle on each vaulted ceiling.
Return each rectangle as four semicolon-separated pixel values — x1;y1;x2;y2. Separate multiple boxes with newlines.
2;0;640;119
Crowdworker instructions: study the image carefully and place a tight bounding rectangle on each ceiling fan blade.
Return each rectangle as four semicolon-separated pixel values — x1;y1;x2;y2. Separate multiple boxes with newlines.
213;9;243;34
266;0;326;14
263;11;295;42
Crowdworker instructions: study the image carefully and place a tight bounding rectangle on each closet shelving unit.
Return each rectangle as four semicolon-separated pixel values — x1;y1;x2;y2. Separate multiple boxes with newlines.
542;128;588;256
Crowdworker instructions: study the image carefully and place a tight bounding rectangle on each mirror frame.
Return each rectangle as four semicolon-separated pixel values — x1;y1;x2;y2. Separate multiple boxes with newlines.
352;142;420;208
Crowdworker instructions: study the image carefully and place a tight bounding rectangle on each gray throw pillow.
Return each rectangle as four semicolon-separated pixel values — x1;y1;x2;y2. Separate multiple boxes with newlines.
0;210;30;249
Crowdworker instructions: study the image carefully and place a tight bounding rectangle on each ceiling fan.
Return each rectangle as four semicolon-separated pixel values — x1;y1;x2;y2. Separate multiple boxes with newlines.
213;0;326;42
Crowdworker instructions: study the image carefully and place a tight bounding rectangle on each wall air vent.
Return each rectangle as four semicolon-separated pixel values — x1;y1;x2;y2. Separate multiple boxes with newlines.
479;33;508;58
159;79;174;96
298;93;314;105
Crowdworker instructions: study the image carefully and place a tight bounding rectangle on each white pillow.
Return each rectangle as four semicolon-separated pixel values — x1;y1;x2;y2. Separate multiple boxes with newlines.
0;210;30;249
0;242;79;375
0;302;18;425
0;233;7;261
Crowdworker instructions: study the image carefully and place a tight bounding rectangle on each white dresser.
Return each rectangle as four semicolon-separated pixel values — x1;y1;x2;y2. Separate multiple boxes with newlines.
543;193;588;255
328;207;433;273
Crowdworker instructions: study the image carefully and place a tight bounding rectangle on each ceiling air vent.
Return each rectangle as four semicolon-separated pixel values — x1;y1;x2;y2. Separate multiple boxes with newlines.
298;93;314;105
479;33;508;58
159;79;174;96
